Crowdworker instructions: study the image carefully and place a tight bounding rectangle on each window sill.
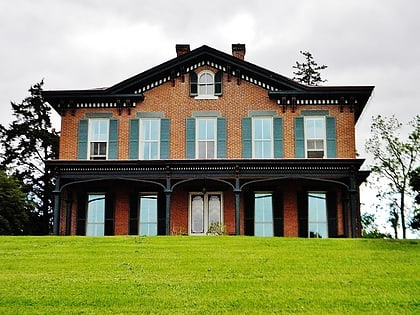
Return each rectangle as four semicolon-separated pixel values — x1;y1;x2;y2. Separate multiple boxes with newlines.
194;95;219;100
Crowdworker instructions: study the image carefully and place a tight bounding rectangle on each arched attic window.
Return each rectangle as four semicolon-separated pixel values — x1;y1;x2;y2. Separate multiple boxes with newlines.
190;70;222;99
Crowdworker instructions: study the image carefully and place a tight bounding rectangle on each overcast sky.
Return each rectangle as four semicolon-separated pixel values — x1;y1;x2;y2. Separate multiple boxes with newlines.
1;0;419;231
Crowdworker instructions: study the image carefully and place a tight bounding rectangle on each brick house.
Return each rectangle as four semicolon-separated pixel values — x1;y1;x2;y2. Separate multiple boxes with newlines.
43;44;373;237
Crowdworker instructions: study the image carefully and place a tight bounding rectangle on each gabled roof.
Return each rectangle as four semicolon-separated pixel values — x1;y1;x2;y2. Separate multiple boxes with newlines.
43;44;373;122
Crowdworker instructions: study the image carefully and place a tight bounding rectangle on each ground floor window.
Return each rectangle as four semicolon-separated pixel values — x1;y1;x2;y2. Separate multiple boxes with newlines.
308;192;328;238
86;194;106;236
254;193;273;236
189;192;222;235
139;194;158;236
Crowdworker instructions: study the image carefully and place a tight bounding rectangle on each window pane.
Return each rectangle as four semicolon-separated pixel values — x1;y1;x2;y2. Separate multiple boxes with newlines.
308;193;328;238
191;195;204;233
208;195;221;224
254;119;263;139
262;119;271;139
90;120;108;141
139;195;157;236
206;141;215;158
255;193;273;236
86;194;105;236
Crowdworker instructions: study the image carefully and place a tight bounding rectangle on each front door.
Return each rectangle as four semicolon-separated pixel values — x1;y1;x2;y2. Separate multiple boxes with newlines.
189;192;223;235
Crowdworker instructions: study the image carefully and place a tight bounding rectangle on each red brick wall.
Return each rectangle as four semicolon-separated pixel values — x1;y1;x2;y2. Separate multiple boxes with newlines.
58;69;357;160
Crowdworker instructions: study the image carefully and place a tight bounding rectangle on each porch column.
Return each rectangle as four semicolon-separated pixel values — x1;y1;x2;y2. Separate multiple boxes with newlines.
234;165;241;235
165;190;172;235
52;177;61;235
349;166;358;238
65;190;73;236
165;166;172;235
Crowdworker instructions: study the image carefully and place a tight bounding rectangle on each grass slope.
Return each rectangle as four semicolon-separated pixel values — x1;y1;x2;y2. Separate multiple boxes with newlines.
0;237;419;314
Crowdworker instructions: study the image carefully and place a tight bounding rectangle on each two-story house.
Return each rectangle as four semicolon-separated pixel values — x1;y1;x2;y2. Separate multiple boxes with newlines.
43;44;373;237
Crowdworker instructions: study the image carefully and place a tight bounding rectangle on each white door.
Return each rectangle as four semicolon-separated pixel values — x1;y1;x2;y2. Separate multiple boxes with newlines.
189;193;222;235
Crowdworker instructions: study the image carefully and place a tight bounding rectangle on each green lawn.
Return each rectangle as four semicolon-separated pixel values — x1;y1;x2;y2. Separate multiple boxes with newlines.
0;237;419;314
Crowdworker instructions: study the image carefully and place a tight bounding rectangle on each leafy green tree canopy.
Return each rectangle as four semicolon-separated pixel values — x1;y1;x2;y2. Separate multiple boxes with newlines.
292;50;328;86
0;170;31;234
0;80;59;234
365;115;420;239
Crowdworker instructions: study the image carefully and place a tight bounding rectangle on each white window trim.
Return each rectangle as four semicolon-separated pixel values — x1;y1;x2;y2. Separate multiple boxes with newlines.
304;116;326;159
252;117;273;159
194;70;219;100
139;118;161;160
307;191;328;238
196;117;217;159
88;119;109;160
188;192;224;236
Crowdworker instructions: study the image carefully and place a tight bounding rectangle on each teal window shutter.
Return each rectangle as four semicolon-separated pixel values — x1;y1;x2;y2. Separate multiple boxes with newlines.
215;70;223;96
186;118;196;159
160;118;170;159
242;117;252;158
273;117;284;158
326;116;337;158
217;117;226;158
294;117;305;158
108;119;118;159
77;119;88;159
189;72;198;96
129;119;139;160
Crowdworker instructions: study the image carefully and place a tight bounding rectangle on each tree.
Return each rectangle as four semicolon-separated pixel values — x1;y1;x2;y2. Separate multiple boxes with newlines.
409;167;420;231
0;80;59;234
292;50;328;86
365;115;420;239
0;170;32;234
360;212;390;238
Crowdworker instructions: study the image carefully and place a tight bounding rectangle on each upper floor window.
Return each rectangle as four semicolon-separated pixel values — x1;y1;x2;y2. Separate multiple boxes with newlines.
305;117;325;158
189;70;223;99
198;72;215;96
197;118;216;159
89;119;109;160
253;118;273;158
242;115;283;159
129;116;169;160
140;119;160;160
294;113;336;159
186;115;226;159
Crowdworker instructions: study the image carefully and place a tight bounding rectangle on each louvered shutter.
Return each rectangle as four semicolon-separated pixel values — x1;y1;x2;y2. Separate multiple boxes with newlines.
273;117;284;158
108;119;118;159
189;72;198;96
326;117;337;158
217;117;226;158
77;119;88;159
294;117;305;158
129;119;139;160
160;118;170;159
186;118;196;159
215;70;223;96
242;117;252;158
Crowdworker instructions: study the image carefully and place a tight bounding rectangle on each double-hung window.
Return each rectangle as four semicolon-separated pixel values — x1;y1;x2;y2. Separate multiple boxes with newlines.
308;192;328;238
253;118;273;158
89;119;109;160
197;118;216;159
140;119;160;160
198;72;214;96
86;194;106;236
305;117;325;158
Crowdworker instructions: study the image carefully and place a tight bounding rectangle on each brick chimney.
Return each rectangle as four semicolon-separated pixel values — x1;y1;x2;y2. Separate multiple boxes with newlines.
176;44;190;57
232;43;246;60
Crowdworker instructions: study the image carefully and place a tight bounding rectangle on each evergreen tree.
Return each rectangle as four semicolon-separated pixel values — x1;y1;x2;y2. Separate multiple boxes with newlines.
293;51;328;86
365;115;420;239
0;80;59;234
